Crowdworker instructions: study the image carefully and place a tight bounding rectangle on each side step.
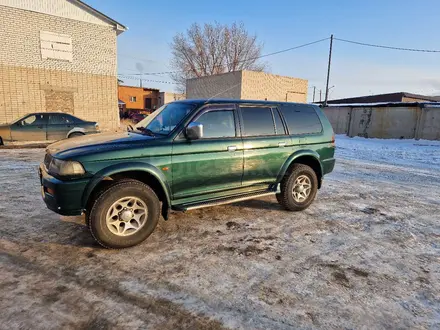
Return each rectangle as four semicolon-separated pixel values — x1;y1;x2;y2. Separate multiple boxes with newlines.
174;191;277;211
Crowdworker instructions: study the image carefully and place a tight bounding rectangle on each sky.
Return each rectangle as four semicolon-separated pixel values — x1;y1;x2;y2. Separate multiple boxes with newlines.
86;0;440;101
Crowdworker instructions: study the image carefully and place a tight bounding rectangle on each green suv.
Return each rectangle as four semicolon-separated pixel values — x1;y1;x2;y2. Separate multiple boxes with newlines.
39;99;335;248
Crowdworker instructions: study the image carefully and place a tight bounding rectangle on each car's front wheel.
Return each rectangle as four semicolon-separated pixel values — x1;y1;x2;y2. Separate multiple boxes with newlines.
276;164;318;211
88;179;160;248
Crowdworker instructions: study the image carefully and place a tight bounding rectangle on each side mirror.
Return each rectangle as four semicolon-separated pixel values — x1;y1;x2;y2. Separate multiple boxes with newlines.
186;122;203;140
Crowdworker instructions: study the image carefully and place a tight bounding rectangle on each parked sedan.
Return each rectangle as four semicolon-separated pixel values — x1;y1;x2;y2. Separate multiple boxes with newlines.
0;113;99;145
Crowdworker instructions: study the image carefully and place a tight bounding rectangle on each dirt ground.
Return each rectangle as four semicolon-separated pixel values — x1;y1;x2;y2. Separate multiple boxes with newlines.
0;137;439;329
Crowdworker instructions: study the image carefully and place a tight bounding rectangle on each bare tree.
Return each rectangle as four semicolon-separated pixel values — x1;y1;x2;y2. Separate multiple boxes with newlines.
170;22;266;92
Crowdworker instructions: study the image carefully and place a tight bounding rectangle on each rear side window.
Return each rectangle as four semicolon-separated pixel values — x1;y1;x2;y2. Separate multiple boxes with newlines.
240;107;275;136
280;105;322;135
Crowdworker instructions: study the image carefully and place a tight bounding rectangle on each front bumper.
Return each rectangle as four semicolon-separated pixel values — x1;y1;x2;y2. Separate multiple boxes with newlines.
39;164;89;216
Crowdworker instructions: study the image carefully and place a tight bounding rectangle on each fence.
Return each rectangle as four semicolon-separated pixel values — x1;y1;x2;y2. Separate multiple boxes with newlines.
323;103;440;140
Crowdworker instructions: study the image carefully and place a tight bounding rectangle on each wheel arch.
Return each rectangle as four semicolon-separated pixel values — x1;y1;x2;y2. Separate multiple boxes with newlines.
82;163;172;220
277;150;323;188
67;127;86;138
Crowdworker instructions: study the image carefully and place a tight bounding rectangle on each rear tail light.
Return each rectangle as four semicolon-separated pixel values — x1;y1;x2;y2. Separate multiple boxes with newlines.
331;133;335;146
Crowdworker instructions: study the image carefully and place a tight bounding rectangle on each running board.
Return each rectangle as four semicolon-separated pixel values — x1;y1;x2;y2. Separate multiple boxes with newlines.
174;191;276;211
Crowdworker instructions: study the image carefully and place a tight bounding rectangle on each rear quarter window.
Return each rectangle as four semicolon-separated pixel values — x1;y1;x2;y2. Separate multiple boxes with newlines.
280;104;322;135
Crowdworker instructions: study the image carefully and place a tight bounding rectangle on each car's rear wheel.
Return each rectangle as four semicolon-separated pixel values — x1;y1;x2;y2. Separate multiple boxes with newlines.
276;164;318;211
88;179;160;248
0;137;3;146
68;132;84;138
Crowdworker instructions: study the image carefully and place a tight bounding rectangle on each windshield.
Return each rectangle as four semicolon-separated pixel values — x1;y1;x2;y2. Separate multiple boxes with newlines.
134;102;196;135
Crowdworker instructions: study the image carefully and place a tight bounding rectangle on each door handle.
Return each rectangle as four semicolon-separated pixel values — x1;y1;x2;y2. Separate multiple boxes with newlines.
278;142;286;147
227;146;237;152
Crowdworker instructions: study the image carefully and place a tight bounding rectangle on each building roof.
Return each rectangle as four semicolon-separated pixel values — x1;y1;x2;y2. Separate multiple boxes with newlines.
326;92;439;105
326;101;440;108
73;0;127;34
118;85;160;92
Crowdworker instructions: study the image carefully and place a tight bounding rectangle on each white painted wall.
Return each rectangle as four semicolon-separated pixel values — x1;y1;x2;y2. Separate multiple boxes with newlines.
0;0;111;26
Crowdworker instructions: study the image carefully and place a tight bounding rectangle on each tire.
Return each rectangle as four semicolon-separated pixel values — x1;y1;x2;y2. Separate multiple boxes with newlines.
88;179;160;249
68;132;84;138
0;137;3;146
276;164;318;211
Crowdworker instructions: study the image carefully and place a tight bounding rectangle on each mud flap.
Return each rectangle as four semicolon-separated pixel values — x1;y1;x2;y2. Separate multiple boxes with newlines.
161;203;169;220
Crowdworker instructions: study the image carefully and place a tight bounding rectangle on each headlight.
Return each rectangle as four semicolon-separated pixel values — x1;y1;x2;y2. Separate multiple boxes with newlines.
49;158;85;177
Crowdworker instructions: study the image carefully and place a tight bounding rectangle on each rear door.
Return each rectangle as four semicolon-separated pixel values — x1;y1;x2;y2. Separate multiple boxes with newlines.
171;104;244;199
47;113;76;140
239;105;291;185
10;114;47;141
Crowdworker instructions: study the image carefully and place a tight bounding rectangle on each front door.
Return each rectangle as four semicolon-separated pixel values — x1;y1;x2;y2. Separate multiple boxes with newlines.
239;105;292;185
171;104;243;199
10;114;47;141
47;113;76;140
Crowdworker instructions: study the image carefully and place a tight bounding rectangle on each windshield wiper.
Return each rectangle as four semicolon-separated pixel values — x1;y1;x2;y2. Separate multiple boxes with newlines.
136;127;156;137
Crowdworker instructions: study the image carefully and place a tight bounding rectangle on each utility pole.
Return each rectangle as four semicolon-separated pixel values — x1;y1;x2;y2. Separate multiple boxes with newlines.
139;74;143;88
320;89;322;102
324;34;333;107
312;86;316;103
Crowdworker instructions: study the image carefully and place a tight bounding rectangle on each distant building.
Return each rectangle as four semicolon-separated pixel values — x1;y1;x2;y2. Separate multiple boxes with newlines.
186;70;308;103
158;92;186;107
326;92;439;105
0;0;126;130
118;86;160;113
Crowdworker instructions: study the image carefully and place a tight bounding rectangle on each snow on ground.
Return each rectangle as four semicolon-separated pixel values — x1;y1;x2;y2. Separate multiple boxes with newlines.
0;137;439;329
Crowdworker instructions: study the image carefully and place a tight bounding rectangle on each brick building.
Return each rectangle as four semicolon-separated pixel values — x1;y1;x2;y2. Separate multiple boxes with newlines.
158;92;185;107
186;70;308;103
0;0;126;130
118;86;160;113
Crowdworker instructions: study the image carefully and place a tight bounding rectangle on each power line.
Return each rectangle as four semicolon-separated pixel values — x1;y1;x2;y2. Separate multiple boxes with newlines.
334;37;440;53
117;74;177;84
117;37;330;77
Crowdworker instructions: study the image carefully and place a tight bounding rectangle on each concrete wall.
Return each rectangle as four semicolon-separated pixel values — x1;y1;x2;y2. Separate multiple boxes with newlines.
418;106;440;140
0;4;120;130
186;70;308;103
349;106;419;139
323;107;351;134
186;71;242;99
324;104;440;140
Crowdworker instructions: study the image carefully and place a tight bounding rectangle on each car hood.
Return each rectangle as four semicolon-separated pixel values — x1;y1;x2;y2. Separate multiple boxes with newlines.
47;131;156;159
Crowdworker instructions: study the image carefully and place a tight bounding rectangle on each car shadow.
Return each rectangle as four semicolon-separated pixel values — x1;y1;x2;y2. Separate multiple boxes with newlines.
230;198;283;211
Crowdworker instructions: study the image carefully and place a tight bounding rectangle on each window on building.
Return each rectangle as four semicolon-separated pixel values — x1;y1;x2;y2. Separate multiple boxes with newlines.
240;107;276;136
40;31;72;62
196;110;236;138
130;96;137;102
280;105;322;135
